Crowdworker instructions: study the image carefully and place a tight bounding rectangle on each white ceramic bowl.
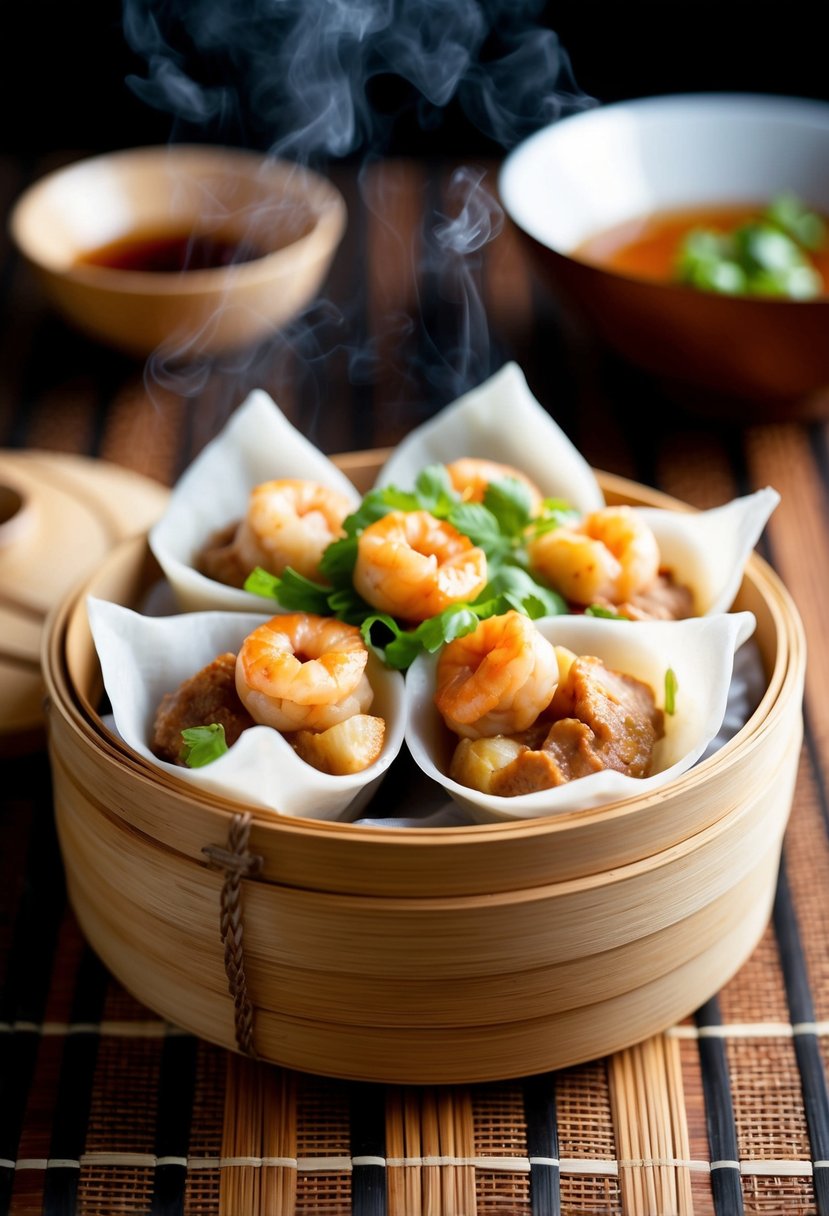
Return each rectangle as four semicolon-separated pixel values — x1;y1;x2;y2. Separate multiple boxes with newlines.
499;93;829;419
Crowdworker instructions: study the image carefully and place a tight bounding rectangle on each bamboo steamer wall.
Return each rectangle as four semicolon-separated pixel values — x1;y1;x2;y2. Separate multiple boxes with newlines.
42;463;807;1084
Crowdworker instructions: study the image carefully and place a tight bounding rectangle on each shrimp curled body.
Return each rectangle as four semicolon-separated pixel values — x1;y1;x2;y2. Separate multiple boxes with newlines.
435;610;559;739
353;510;488;622
527;505;660;606
235;613;373;732
233;479;353;583
445;458;543;514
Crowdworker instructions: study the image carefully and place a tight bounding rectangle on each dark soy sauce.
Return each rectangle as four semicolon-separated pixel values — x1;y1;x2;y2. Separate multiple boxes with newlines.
78;231;265;273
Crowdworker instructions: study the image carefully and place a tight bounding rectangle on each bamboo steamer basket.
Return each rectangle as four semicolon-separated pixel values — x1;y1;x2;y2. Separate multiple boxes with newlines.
42;454;806;1085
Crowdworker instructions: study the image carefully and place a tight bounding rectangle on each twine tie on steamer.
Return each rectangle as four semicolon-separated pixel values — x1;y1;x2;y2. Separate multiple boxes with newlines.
202;812;263;1058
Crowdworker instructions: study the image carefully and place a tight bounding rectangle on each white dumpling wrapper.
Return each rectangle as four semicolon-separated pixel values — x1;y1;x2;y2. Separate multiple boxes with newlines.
405;610;757;824
373;363;778;616
638;489;780;615
149;389;361;612
148;364;779;625
374;361;604;512
87;597;406;821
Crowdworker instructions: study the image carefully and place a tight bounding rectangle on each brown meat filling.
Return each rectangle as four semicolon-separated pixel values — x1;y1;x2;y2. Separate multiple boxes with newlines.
152;651;254;765
489;656;665;797
195;520;250;589
591;571;695;621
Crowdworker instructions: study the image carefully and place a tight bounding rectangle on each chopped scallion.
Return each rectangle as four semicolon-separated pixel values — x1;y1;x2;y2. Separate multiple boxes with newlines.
675;193;825;300
664;668;678;716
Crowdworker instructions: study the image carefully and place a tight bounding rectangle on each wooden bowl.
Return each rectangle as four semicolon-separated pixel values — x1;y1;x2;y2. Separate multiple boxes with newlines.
42;455;806;1084
8;145;346;360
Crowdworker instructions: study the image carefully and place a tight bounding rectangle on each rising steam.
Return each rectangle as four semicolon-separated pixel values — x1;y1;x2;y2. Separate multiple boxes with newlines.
124;0;591;159
422;165;505;401
123;0;595;416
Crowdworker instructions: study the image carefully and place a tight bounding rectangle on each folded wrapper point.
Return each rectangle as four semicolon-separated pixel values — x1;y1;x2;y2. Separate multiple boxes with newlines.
86;598;406;821
405;610;758;824
149;389;362;613
374;361;605;513
635;490;779;615
373;363;779;618
148;363;780;620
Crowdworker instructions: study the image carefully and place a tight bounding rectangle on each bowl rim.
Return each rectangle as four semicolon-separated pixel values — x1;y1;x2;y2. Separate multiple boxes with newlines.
8;142;348;296
500;91;829;188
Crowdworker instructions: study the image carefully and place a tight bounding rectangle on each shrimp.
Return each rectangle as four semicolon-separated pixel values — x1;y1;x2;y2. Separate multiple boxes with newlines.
445;458;544;514
527;505;660;606
235;613;373;732
435;610;559;739
231;479;353;583
353;510;488;622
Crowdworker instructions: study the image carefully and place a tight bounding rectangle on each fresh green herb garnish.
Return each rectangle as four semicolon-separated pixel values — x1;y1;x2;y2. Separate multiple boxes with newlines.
445;501;505;558
482;476;535;536
527;498;580;538
664;668;678;716
676;193;825;300
243;464;574;670
480;565;567;619
358;569;568;671
766;191;826;251
181;723;229;767
244;566;331;614
361;606;482;670
585;604;627;620
414;463;458;515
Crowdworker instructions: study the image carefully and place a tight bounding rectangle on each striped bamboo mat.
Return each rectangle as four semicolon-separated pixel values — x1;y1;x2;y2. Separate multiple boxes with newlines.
2;153;829;1215
2;745;828;1214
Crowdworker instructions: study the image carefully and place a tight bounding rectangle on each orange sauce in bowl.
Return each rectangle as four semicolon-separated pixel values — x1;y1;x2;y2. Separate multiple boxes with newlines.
573;203;829;293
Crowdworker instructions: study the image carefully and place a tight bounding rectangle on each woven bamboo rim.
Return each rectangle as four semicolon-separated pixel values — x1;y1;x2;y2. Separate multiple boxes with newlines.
41;457;806;1082
50;707;797;978
53;730;793;1011
57;818;781;1083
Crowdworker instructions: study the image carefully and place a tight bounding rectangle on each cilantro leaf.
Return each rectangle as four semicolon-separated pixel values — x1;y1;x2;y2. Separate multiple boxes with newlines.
243;566;330;613
326;585;372;624
422;605;480;650
318;536;359;584
382;633;424;670
482;476;534;537
181;723;228;768
360;614;418;670
506;590;565;619
447;501;506;557
481;566;566;618
341;492;388;537
415;464;458;515
243;566;282;601
272;568;331;613
585;604;627;619
360;603;482;670
528;499;580;538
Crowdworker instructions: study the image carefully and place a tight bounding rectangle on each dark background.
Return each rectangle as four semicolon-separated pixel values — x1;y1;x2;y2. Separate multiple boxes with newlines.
8;1;829;160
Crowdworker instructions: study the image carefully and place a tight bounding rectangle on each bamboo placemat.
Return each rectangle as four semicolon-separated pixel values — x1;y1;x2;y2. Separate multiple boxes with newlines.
2;153;829;1215
2;740;828;1216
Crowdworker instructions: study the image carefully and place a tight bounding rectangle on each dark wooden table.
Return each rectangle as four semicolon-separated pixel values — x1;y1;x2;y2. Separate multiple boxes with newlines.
1;152;829;1216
